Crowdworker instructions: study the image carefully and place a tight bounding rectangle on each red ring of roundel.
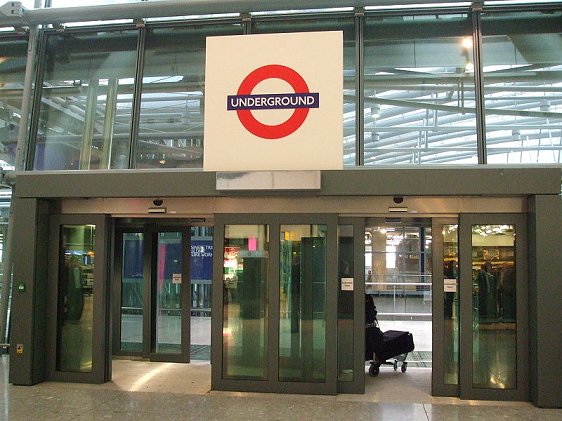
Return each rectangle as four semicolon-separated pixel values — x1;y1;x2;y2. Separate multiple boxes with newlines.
236;64;311;140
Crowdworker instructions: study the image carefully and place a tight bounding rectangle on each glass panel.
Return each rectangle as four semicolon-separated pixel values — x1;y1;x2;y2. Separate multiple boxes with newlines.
365;221;432;367
57;224;95;372
190;226;213;361
279;224;327;383
365;224;432;315
471;224;516;389
137;24;242;169
443;224;459;385
364;14;478;165
338;224;354;382
33;30;138;170
120;232;143;353
251;17;356;166
482;11;562;164
155;232;182;354
222;225;269;380
0;37;27;170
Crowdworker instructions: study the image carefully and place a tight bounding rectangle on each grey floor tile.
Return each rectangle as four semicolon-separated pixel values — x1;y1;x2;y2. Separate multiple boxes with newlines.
0;356;560;421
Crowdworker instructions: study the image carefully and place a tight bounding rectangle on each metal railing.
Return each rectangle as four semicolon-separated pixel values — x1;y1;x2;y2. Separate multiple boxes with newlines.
366;273;432;317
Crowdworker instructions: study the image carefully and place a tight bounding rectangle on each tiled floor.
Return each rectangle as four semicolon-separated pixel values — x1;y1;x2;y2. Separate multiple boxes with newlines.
2;356;561;420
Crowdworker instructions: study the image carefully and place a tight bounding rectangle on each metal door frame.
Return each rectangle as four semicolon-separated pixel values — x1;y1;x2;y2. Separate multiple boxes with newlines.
211;213;338;395
459;213;529;401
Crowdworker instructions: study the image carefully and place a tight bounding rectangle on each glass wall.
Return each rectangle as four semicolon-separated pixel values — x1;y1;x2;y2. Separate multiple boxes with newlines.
482;10;562;163
363;14;478;165
279;224;327;383
137;23;242;169
33;29;138;170
222;224;269;380
0;36;27;170
57;224;95;372
24;5;562;169
471;224;517;389
252;16;356;166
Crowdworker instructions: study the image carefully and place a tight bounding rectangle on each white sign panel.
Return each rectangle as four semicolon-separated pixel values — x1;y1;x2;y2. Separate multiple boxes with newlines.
204;31;343;171
444;278;457;293
172;273;182;284
341;277;354;291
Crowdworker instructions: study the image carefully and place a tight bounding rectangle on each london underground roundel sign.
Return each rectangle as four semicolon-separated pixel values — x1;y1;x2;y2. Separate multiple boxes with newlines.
227;64;320;139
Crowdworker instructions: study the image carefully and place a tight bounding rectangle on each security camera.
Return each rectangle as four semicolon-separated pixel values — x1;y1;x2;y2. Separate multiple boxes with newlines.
393;196;404;204
153;199;163;207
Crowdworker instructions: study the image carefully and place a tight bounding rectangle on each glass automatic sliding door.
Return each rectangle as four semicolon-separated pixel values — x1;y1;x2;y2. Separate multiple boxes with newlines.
119;232;144;353
432;219;460;396
153;231;185;356
48;214;110;383
190;226;213;361
222;224;269;380
114;226;189;362
459;214;528;401
279;224;327;383
212;214;337;394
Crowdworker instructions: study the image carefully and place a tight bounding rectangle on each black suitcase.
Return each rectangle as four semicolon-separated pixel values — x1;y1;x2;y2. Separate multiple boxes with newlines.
377;330;415;362
365;325;384;360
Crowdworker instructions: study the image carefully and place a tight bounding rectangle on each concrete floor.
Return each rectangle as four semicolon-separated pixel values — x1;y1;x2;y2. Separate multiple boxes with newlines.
2;356;561;420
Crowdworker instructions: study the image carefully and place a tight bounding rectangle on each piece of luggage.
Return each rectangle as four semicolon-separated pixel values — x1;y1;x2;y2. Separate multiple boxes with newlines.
377;330;415;362
364;294;415;376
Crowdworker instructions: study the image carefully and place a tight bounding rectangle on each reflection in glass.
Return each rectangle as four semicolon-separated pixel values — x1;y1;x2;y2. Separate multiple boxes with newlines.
338;224;354;382
190;226;213;361
252;17;356;166
472;224;516;389
57;225;95;372
137;24;242;169
155;232;182;354
279;224;327;383
482;11;562;164
33;30;138;170
363;14;478;165
0;37;27;170
120;232;143;352
222;225;268;380
443;224;459;385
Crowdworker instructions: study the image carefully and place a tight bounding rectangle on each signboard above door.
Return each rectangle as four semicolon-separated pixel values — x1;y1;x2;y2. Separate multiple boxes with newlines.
204;31;343;171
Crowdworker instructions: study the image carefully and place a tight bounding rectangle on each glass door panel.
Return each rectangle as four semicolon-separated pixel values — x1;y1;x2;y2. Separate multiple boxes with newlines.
279;224;327;383
471;224;516;389
57;224;96;373
155;231;183;354
222;225;269;380
459;214;528;401
212;214;337;394
337;224;354;382
443;224;459;385
120;232;144;353
190;226;213;361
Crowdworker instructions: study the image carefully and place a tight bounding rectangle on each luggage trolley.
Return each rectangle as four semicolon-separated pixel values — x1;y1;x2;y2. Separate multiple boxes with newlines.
365;295;415;377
